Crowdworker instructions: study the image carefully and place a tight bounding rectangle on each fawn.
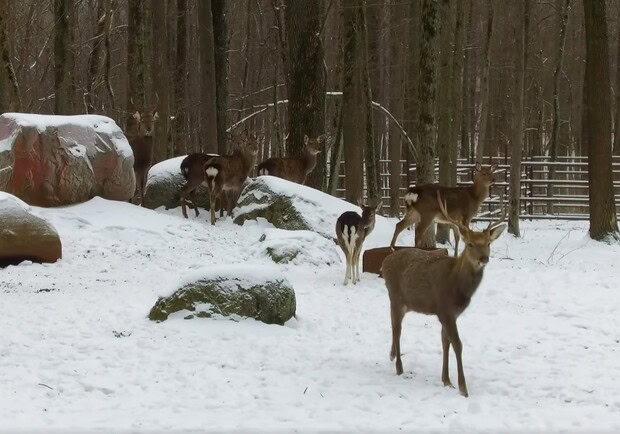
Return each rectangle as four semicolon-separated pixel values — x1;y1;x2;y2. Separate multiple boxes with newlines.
203;132;261;225
382;191;506;397
257;134;324;184
390;163;497;255
178;152;218;218
125;98;159;206
335;199;382;285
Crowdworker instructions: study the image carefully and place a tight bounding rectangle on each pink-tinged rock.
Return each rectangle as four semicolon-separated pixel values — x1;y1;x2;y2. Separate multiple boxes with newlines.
0;192;62;266
0;113;135;206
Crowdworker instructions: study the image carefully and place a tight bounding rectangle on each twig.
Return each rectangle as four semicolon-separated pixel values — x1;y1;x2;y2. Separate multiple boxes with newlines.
546;230;571;264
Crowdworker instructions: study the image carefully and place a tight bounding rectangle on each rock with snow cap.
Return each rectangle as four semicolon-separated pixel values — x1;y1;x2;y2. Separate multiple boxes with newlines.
0;113;135;206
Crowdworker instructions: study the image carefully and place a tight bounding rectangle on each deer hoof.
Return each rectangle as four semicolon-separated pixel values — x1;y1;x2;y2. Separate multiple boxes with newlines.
443;379;454;388
395;360;403;376
459;385;469;398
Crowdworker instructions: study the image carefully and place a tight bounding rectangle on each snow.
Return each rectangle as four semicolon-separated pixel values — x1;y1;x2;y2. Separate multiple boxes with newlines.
0;112;132;159
147;155;186;186
1;191;620;431
254;228;341;267
0;191;30;211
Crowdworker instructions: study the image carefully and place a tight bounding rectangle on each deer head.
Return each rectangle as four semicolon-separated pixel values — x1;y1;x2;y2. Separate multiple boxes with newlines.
303;134;325;155
437;191;506;269
130;95;159;137
473;162;497;186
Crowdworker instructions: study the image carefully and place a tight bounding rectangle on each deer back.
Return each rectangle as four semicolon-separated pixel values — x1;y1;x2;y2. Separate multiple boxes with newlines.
181;153;217;180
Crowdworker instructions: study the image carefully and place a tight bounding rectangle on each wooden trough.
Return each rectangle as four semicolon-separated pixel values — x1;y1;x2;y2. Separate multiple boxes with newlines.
363;246;449;276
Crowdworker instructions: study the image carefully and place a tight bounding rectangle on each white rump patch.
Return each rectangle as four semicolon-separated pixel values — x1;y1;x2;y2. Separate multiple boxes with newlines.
205;167;218;178
405;192;418;204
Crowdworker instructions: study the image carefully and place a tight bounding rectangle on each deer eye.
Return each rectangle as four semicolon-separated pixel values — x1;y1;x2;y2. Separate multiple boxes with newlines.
467;242;474;248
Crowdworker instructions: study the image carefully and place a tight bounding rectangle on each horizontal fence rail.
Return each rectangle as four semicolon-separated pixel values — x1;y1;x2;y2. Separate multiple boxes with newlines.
328;156;620;221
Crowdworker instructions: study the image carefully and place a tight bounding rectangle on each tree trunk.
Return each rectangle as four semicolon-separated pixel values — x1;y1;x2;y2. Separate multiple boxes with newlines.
359;1;379;201
198;0;218;154
404;0;421;182
174;0;187;156
417;0;439;248
508;0;527;236
212;0;228;154
343;0;364;203
0;0;21;111
152;0;169;164
127;0;146;109
583;0;619;240
86;0;108;114
388;0;407;216
460;0;472;161
436;0;455;244
285;0;326;190
450;0;464;185
475;0;493;163
54;0;74;115
614;12;620;156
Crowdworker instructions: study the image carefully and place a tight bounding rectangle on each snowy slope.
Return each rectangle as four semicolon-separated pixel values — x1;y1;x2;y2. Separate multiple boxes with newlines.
1;197;620;431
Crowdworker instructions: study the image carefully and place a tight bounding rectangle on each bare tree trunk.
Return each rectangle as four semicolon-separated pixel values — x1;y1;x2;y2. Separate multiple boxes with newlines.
343;0;364;203
174;0;187;156
583;0;619;240
152;0;169;163
328;102;345;196
86;0;109;114
460;0;472;161
475;0;493;163
0;0;21;111
614;12;620;156
417;0;439;248
54;0;74;114
198;0;218;154
388;0;406;216
127;0;145;109
508;0;527;236
212;0;228;154
436;0;455;243
359;1;378;200
450;0;464;184
404;0;421;182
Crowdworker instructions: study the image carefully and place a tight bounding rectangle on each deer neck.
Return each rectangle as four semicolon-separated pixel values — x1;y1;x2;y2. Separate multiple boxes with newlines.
471;179;490;203
239;150;257;172
302;150;318;175
452;253;485;299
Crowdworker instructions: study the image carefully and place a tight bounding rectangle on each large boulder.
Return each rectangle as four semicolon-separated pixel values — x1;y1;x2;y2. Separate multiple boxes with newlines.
0;113;134;206
142;156;211;211
0;192;62;266
255;228;341;267
149;266;296;325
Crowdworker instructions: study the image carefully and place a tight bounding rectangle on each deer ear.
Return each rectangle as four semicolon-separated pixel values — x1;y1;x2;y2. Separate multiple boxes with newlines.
357;198;364;208
133;111;141;121
152;111;159;121
488;223;507;242
304;134;309;145
475;162;482;171
490;163;498;172
317;134;326;144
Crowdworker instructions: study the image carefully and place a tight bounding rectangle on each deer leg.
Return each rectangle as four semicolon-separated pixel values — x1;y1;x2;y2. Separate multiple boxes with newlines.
208;185;222;225
189;190;200;217
353;243;363;283
414;215;435;248
390;304;405;375
390;211;414;249
452;227;460;256
140;171;147;207
179;178;200;218
441;326;454;388
442;316;468;397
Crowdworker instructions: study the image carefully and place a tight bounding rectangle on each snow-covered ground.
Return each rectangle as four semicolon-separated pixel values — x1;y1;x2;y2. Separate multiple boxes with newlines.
2;196;620;432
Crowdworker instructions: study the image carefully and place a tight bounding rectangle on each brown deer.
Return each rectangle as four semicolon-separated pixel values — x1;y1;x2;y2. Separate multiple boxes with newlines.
257;134;324;184
125;98;159;206
204;132;261;225
389;163;497;255
382;191;506;397
335;199;382;285
178;152;218;218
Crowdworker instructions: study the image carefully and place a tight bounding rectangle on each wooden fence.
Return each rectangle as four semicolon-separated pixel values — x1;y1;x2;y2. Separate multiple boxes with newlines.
331;156;620;220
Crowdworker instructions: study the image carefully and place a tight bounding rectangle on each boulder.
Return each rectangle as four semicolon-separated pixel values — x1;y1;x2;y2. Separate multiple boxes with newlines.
149;266;296;325
256;228;341;267
0;113;134;206
234;176;368;240
143;156;211;211
0;192;62;266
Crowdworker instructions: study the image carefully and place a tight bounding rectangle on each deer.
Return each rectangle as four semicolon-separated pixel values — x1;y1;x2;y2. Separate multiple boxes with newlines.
125;96;159;206
178;152;218;218
382;191;506;397
335;199;382;285
389;163;497;255
203;132;261;225
257;134;324;184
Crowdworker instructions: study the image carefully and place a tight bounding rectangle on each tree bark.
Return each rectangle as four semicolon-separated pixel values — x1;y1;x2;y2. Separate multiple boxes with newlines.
285;0;326;190
86;0;108;114
583;0;619;240
475;0;493;163
417;0;439;248
174;0;187;156
152;0;169;163
54;0;74;115
198;0;218;154
0;0;21;111
459;0;472;160
343;0;364;203
508;0;527;236
127;0;146;109
212;0;228;154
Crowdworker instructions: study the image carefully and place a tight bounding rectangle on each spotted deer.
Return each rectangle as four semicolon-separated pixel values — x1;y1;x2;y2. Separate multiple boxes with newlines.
178;152;218;218
125;98;159;206
257;134;324;184
390;163;497;255
203;133;261;225
382;191;506;397
335;199;382;285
